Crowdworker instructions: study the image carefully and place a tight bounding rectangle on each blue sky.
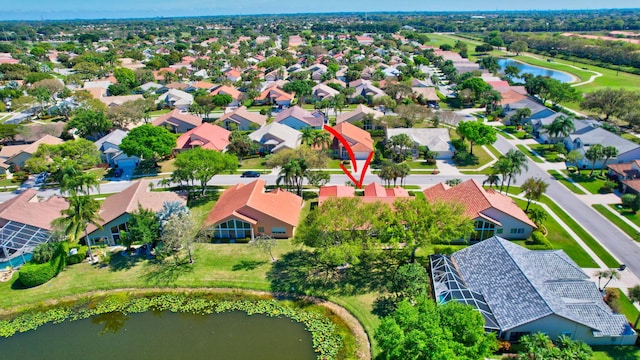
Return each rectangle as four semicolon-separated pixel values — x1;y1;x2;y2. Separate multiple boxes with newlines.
1;1;638;21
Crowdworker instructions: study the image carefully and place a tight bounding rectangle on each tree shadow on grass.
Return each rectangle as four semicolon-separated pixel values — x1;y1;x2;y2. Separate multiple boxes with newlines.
108;251;144;272
232;260;267;271
267;249;402;297
143;261;194;286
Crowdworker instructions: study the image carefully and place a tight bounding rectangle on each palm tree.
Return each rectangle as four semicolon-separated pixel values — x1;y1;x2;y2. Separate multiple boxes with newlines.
483;173;501;189
566;150;584;172
505;150;528;195
504;65;520;82
628;285;640;328
521;177;549;212
585;144;605;177
53;195;103;263
594;269;621;291
600;146;619;176
547;115;575;145
492;157;511;193
527;208;547;228
300;128;316;146
313;131;332;150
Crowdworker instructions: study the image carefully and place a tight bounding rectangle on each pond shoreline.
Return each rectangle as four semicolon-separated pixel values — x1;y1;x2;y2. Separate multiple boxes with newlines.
498;57;581;83
0;287;371;360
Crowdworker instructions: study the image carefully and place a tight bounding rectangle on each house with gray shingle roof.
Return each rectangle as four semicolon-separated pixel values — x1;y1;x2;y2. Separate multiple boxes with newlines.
564;127;640;169
430;237;637;345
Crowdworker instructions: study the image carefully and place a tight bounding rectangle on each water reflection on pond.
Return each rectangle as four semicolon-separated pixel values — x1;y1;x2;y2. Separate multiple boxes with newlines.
0;311;316;360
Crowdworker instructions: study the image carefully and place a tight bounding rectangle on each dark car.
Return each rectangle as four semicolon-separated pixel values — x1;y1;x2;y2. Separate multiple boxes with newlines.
241;171;261;178
114;168;124;177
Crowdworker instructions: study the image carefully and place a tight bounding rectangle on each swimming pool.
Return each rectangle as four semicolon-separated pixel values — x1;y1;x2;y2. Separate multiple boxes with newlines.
0;253;32;269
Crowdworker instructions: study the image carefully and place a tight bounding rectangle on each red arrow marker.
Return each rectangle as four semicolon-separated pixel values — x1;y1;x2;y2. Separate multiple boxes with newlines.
323;125;373;189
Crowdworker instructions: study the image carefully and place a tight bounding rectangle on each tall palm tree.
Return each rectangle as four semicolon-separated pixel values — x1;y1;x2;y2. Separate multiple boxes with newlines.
504;150;528;195
492;157;511;193
600;146;619;176
585;144;605;177
521;177;549;212
53;195;103;263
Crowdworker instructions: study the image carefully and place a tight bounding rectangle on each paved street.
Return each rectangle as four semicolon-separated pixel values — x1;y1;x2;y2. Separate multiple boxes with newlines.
492;136;640;280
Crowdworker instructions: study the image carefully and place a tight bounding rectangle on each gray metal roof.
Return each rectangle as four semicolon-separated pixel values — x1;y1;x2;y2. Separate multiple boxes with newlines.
437;237;633;337
386;128;453;152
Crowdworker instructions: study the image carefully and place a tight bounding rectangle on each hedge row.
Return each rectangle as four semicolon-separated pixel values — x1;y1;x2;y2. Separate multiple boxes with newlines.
18;243;67;287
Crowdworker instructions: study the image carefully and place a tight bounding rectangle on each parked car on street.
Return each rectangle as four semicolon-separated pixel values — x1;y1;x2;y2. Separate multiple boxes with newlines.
241;171;261;178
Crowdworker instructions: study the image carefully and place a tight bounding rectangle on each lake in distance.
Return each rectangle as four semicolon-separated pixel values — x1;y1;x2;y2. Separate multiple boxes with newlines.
0;310;316;360
497;58;574;83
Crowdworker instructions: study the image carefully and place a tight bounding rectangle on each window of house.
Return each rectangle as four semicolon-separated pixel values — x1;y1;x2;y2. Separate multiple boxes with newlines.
508;332;530;342
214;219;252;239
510;228;525;234
271;227;286;235
496;228;503;234
257;227;264;234
469;220;496;241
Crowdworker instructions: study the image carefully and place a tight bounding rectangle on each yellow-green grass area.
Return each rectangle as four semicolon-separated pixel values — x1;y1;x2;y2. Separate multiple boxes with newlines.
512;198;597;268
621;133;640;145
608;204;640;231
449;130;494;170
426;33;502;62
535;195;619;268
548;170;587;195
516;144;544;163
148;109;171;116
485;144;503;158
591;346;640;360
592;204;640;242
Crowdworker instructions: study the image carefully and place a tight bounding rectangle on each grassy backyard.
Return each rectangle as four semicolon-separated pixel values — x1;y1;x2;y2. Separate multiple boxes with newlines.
608;204;640;232
563;171;609;195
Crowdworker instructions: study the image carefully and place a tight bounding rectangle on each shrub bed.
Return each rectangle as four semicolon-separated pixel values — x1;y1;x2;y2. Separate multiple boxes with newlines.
0;293;344;360
66;245;88;265
18;242;67;287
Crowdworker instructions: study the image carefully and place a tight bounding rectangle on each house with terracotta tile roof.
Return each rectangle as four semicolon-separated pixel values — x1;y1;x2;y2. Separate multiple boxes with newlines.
175;123;231;152
86;180;186;245
0;189;69;263
254;85;294;107
288;35;304;48
0;135;63;168
153;109;202;133
210;85;243;107
608;160;640;194
217;106;266;131
274;106;324;130
423;179;536;241
318;183;409;206
99;94;144;107
225;68;242;82
330;122;374;160
355;35;375;45
203;179;303;239
188;81;216;92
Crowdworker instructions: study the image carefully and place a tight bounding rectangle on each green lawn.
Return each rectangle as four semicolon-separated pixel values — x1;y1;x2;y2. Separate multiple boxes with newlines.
615;288;640;326
537;195;619;268
608;204;640;231
548;170;587;195
238;157;271;170
564;171;608;195
593;204;640;242
529;144;566;163
406;160;437;169
512;198;597;267
149;109;171;116
591;346;640;360
454;146;494;170
516;145;544;163
621;133;640;145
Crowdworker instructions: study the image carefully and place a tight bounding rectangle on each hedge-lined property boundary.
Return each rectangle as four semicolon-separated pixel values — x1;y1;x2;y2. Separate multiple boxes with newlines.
0;291;344;360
